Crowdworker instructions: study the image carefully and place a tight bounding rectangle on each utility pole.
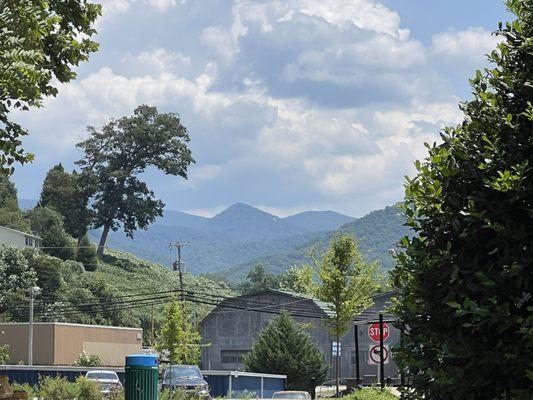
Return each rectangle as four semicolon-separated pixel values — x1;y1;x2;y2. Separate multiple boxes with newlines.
170;241;189;297
151;303;155;346
28;286;40;366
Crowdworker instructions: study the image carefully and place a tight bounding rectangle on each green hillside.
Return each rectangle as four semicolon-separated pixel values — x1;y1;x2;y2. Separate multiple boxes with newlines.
0;246;233;344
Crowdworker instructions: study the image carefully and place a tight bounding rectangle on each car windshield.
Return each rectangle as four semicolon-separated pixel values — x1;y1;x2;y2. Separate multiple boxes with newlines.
164;366;203;380
273;393;309;399
86;372;118;380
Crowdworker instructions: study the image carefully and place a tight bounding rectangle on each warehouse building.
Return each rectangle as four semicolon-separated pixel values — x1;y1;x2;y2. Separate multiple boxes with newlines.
0;322;142;366
200;289;400;384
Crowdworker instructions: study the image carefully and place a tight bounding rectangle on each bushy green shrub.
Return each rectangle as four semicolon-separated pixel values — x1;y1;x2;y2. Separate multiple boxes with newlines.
343;388;397;400
10;382;36;399
108;387;124;400
76;376;103;400
0;344;9;364
73;351;102;367
37;376;76;400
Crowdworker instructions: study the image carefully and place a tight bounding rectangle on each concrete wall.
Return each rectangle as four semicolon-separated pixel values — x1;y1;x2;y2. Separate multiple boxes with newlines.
0;323;142;366
0;226;41;248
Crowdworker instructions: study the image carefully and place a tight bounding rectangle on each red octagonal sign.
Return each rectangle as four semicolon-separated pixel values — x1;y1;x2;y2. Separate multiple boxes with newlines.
368;323;390;342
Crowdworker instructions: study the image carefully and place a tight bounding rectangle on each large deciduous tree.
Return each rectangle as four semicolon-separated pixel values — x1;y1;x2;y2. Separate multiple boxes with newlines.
313;233;376;396
76;105;194;257
39;164;92;243
244;311;328;394
239;264;280;293
391;2;533;399
0;0;100;173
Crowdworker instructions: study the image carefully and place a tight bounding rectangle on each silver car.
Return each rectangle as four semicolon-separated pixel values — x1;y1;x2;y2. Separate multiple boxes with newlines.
85;370;122;394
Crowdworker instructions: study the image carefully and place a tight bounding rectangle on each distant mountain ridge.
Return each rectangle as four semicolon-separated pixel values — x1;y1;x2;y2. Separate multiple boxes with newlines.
20;197;407;280
87;203;355;275
221;205;410;280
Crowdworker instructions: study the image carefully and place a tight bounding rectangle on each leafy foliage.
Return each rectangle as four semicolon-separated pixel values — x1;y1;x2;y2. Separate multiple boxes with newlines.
76;235;98;271
342;388;398;400
0;174;29;231
0;0;100;173
73;351;102;367
0;344;9;364
312;233;376;395
243;311;328;393
76;377;103;400
37;376;77;400
391;2;533;399
279;265;313;294
0;246;37;316
39;164;92;241
156;299;201;365
238;264;280;293
76;105;194;256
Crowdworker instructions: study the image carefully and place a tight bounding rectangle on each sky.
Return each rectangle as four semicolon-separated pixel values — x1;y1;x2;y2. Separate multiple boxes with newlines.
12;0;510;218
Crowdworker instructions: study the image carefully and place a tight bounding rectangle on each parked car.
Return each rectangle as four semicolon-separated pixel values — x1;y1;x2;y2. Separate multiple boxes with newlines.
160;365;210;399
85;370;122;394
272;391;312;399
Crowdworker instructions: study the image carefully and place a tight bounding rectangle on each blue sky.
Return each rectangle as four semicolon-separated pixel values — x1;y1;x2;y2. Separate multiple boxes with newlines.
12;0;510;217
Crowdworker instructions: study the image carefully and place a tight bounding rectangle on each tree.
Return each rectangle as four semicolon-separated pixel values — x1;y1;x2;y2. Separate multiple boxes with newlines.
391;2;533;399
0;174;30;231
76;105;194;257
28;206;76;261
0;0;100;173
0;247;37;317
239;264;280;293
76;235;98;271
243;311;328;393
279;265;313;294
39;164;92;243
156;299;201;365
313;234;376;396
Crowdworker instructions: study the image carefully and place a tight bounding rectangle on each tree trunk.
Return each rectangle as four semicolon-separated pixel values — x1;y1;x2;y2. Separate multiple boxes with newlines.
97;224;110;258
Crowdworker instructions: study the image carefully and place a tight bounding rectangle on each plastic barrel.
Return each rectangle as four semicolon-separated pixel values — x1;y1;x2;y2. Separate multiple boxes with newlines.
125;354;159;400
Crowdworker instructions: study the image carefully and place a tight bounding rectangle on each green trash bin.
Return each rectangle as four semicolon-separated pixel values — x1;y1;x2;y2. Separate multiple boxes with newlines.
125;354;159;400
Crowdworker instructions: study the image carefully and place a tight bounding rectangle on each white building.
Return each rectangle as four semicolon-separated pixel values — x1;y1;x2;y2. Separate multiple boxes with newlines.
0;225;41;248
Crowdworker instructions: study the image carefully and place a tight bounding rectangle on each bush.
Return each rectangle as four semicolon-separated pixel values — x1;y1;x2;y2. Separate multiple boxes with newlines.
73;351;102;367
76;376;103;400
10;382;36;399
343;388;397;400
0;344;9;364
37;376;76;400
77;235;98;271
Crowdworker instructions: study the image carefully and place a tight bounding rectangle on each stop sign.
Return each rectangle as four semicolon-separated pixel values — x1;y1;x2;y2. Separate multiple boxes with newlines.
368;323;389;342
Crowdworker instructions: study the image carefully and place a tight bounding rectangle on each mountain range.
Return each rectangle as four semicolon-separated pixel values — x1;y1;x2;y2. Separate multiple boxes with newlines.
20;197;409;280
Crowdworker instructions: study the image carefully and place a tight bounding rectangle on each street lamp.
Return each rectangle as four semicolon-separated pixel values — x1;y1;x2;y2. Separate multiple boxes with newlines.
28;286;40;366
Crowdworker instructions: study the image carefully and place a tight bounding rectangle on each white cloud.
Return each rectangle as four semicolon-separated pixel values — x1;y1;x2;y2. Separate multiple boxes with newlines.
147;0;177;12
431;27;500;64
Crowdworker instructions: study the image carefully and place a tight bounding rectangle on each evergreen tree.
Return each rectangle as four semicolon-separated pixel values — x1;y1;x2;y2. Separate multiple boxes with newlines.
243;311;328;393
39;164;92;242
0;174;29;231
156;299;201;365
391;2;533;399
76;235;98;271
28;206;75;260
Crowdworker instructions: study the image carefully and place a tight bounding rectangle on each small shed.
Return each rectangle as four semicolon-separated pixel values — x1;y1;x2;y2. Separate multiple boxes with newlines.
202;370;286;398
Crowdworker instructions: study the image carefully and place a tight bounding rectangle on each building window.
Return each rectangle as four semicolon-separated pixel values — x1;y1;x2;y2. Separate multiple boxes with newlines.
221;350;248;365
25;236;33;247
